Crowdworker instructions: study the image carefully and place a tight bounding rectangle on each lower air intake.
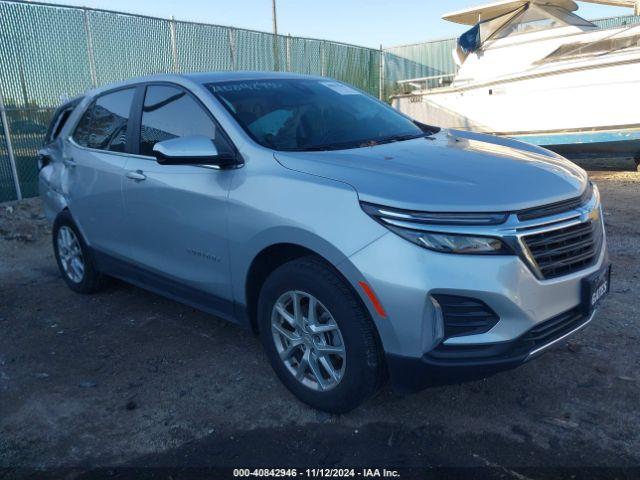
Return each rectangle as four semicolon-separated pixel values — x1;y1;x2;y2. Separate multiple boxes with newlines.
432;294;499;339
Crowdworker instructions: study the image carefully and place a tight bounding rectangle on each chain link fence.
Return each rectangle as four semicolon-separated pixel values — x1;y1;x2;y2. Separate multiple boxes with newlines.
1;0;639;202
0;0;384;201
592;13;640;29
382;38;458;98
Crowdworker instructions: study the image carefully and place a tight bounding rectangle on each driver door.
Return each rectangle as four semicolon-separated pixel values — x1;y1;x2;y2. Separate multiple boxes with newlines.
121;84;237;315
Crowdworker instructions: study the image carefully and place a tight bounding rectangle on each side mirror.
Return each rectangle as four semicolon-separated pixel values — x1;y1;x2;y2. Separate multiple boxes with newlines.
152;135;237;167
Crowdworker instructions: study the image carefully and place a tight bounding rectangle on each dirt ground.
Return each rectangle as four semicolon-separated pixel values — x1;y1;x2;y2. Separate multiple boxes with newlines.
1;167;639;476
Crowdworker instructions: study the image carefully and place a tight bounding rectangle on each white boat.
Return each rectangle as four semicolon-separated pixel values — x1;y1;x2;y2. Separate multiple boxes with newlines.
392;0;640;164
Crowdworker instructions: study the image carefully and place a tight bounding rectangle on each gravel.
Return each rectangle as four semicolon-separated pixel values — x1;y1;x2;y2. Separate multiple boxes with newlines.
0;169;638;472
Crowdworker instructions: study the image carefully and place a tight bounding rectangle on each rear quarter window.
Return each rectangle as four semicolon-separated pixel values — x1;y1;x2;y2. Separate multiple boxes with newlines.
72;88;135;152
44;99;81;145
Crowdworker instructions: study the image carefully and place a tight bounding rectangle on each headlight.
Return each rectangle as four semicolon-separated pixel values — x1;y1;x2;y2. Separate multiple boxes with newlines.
361;202;512;255
387;226;510;254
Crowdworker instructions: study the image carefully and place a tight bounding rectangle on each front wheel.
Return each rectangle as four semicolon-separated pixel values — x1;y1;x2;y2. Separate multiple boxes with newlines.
257;256;386;413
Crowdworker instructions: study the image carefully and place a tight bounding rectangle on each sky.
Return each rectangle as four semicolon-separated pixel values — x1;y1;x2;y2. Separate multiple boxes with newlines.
36;0;631;48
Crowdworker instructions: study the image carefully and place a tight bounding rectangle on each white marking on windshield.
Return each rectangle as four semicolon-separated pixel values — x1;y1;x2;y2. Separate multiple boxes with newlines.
209;81;285;93
320;81;361;95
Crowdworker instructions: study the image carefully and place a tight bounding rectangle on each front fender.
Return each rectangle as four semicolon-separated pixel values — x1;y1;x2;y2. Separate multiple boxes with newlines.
230;224;386;306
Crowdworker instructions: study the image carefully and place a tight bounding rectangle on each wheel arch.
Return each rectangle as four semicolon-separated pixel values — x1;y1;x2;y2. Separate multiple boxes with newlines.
53;205;92;249
242;239;378;337
40;180;69;222
244;243;334;333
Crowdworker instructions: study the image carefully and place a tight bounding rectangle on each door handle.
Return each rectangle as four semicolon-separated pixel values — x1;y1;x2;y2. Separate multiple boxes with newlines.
63;158;76;168
126;170;147;182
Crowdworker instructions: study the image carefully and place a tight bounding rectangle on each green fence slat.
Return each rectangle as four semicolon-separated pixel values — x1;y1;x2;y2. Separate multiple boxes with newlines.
382;38;458;99
87;10;175;85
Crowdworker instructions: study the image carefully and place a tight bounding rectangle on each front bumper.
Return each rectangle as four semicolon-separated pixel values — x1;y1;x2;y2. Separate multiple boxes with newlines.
344;226;608;355
341;209;609;393
340;187;610;393
386;307;596;393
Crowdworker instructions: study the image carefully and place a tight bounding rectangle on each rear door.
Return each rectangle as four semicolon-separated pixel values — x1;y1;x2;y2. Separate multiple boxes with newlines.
120;83;236;314
65;87;136;257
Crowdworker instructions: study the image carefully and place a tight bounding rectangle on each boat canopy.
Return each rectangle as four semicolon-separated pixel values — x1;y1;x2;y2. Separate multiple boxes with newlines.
445;0;640;25
457;7;526;53
443;0;578;25
453;1;598;55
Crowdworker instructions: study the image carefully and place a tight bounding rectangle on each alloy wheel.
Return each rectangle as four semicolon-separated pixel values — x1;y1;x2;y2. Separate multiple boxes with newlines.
271;290;346;391
57;226;85;283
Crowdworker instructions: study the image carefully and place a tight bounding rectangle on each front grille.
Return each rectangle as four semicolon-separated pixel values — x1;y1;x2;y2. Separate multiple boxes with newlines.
432;294;499;339
522;220;602;279
517;183;592;221
522;306;584;346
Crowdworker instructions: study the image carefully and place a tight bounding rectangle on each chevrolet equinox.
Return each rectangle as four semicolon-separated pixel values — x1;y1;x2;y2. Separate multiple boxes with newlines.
39;72;610;412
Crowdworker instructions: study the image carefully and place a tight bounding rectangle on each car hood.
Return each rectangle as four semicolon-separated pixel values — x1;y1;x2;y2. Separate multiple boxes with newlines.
273;129;588;212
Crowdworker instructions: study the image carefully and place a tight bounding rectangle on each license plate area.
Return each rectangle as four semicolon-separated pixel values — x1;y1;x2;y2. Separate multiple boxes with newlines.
581;264;611;315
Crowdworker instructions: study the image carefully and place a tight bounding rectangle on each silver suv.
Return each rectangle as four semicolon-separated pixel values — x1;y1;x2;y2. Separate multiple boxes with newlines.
39;72;610;412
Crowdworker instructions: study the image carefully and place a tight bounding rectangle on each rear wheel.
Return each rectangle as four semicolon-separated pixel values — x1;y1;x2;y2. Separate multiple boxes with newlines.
634;155;640;172
53;210;107;294
257;256;385;413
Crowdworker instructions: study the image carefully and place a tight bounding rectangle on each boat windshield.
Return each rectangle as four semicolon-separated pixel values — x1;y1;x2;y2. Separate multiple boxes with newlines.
494;4;595;39
538;33;640;63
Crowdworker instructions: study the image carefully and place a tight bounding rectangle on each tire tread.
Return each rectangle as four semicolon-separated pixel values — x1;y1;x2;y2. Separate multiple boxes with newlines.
258;255;386;412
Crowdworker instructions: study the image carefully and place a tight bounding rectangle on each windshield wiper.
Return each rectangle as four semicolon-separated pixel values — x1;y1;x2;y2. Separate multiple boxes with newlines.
298;140;366;152
296;132;433;152
366;132;433;146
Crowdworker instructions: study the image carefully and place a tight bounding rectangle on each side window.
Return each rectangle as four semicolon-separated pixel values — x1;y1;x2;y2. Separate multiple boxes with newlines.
72;104;93;147
52;109;73;140
72;88;135;152
140;85;227;157
45;103;76;145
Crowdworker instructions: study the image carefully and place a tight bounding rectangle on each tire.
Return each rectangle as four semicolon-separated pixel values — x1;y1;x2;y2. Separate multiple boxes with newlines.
52;210;107;294
257;256;386;413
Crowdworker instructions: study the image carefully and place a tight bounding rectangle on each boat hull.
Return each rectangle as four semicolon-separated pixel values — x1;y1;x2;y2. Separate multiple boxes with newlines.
393;54;640;157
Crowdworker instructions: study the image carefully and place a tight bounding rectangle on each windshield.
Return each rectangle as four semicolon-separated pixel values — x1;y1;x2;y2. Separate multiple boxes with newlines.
494;5;595;39
206;79;425;151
